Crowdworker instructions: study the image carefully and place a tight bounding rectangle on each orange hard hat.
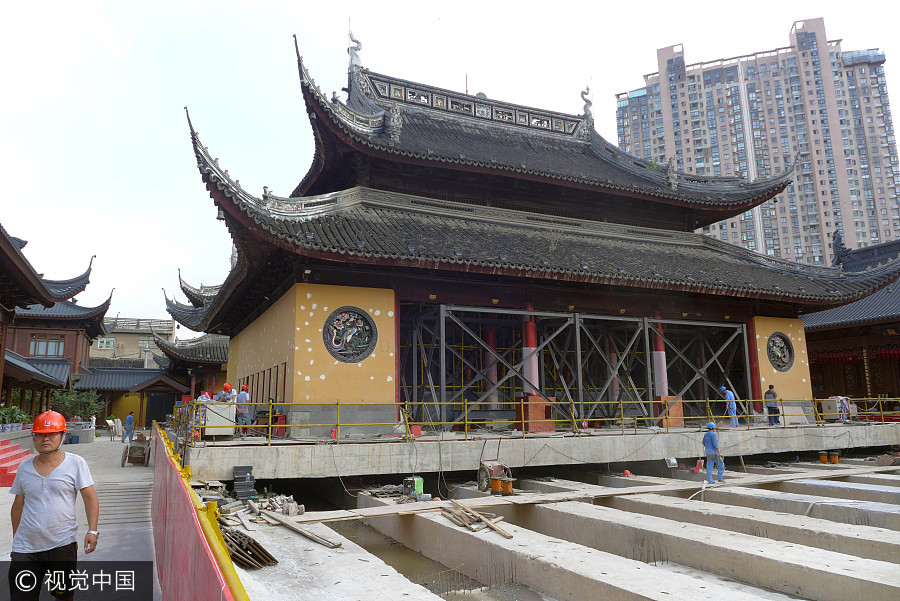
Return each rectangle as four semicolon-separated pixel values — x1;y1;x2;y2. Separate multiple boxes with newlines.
223;383;232;392
33;410;67;434
622;469;632;477
241;384;248;391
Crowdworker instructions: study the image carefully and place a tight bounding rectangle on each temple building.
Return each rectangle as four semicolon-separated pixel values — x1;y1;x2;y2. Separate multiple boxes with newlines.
804;234;900;403
1;222;99;413
153;332;229;400
168;38;900;436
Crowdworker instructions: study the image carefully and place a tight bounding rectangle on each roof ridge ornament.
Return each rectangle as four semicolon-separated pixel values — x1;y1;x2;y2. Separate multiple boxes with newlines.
581;86;592;118
386;103;402;144
578;86;593;142
667;156;679;191
349;32;362;70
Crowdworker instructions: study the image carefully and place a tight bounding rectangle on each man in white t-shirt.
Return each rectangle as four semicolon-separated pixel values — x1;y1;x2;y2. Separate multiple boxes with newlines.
8;410;99;600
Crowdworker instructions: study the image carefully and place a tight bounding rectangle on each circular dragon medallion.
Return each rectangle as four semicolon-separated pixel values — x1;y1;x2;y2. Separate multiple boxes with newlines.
323;306;378;363
767;332;794;372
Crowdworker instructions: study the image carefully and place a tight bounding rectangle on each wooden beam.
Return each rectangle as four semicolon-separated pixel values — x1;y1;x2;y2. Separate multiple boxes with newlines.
261;510;342;548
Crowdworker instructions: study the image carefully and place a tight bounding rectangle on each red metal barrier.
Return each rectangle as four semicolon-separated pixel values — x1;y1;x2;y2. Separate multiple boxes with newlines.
151;431;236;601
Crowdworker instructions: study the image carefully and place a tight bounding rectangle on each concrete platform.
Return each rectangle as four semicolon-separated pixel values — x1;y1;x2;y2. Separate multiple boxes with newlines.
700;485;900;530
183;422;900;480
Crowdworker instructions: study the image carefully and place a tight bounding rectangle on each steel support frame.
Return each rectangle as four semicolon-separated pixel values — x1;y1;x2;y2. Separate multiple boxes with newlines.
399;304;751;430
645;317;749;418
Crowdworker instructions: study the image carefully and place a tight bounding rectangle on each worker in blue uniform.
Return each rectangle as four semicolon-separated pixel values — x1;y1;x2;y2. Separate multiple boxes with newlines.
702;421;724;483
720;385;738;427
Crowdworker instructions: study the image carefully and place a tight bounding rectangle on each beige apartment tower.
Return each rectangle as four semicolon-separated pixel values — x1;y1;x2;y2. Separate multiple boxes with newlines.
616;18;896;264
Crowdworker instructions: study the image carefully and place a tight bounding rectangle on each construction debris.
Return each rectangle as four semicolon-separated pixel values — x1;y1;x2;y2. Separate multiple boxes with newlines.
221;526;278;570
233;465;258;502
447;499;513;539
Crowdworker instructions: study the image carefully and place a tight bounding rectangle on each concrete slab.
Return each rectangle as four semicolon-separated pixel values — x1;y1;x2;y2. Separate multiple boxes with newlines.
234;520;444;601
359;494;781;601
511;501;898;601
770;479;900;504
700;486;900;530
183;422;900;480
600;492;900;564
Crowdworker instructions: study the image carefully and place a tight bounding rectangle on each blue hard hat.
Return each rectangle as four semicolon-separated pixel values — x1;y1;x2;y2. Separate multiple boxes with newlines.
707;422;716;429
719;386;726;392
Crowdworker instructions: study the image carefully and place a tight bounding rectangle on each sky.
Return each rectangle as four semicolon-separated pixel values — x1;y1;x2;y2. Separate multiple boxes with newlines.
1;1;895;337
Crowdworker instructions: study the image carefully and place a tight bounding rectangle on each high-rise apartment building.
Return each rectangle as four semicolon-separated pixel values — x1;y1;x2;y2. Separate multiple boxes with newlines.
615;18;896;264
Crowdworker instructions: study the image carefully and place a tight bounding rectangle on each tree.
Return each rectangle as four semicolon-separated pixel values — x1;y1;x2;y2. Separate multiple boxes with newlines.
49;389;106;420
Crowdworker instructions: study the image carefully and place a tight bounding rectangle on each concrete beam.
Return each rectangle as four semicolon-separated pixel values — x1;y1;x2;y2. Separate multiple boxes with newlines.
601;492;900;564
842;473;900;487
700;486;900;530
512;501;898;601
358;494;778;601
184;423;900;480
771;479;900;504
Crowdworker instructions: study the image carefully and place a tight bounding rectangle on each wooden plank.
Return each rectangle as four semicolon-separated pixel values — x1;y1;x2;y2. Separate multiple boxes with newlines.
451;499;513;539
471;516;504;532
295;510;358;524
261;510;342;549
441;510;467;527
259;513;280;526
237;511;257;531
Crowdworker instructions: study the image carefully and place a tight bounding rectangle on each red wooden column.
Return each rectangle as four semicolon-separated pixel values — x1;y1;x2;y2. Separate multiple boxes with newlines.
652;312;669;399
522;303;538;396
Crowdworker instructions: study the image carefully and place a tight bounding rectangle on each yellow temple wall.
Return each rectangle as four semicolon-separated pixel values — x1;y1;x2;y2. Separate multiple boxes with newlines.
227;286;298;404
752;316;812;401
226;283;396;408
291;283;396;405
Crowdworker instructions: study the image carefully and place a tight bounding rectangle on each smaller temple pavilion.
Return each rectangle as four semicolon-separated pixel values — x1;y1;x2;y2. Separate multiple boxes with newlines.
153;332;229;399
1;222;96;413
169;37;900;437
804;234;900;403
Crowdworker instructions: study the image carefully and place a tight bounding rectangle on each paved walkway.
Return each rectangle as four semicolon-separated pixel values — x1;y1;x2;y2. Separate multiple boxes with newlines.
0;431;162;600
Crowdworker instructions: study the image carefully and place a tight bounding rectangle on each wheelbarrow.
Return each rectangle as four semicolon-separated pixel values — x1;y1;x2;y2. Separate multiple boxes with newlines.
121;432;151;467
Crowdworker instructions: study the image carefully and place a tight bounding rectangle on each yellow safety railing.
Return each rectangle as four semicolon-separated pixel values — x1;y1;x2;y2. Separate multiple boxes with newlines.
167;396;900;445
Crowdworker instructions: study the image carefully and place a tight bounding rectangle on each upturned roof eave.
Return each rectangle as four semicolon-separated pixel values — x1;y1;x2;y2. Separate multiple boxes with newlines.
153;333;228;365
0;225;93;308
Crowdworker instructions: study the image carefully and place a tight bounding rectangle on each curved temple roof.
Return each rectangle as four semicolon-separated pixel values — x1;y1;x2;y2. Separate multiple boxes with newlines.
803;237;900;330
0;222;93;309
187;137;900;309
178;269;222;308
154;333;229;365
14;294;113;340
292;41;794;220
164;293;208;333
